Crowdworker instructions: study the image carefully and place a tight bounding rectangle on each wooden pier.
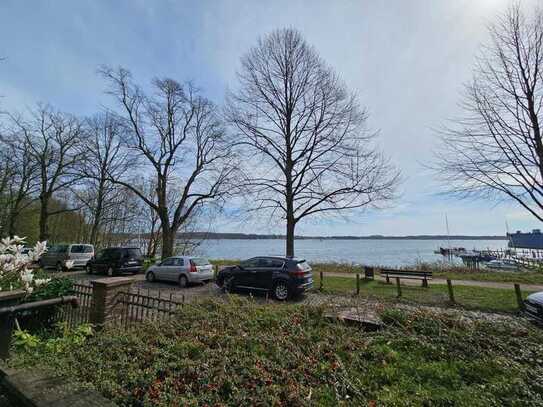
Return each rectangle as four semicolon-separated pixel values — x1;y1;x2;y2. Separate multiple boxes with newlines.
441;248;543;270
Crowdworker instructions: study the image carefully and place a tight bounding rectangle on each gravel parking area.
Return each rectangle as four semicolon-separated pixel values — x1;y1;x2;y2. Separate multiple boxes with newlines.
64;270;221;303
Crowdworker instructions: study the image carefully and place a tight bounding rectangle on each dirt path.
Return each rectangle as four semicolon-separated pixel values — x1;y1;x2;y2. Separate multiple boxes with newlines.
323;271;543;291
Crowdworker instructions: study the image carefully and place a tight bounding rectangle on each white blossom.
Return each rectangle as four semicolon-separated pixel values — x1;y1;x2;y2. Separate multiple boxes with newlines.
34;278;51;287
0;236;48;293
21;270;34;283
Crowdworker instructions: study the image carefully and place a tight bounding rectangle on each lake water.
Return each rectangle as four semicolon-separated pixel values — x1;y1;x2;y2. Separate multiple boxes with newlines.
194;239;507;267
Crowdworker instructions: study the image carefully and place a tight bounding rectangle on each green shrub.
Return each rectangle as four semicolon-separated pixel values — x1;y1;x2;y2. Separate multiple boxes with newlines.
25;274;74;302
8;299;543;406
11;323;94;354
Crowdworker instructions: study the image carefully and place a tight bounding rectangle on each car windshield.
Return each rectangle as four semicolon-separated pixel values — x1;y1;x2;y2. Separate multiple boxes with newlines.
191;257;210;266
49;245;68;253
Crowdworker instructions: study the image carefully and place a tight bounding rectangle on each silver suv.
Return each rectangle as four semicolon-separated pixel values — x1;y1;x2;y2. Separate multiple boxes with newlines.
145;256;214;287
39;244;95;272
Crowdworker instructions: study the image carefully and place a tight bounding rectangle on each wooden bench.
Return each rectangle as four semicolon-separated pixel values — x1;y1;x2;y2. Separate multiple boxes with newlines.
380;269;432;287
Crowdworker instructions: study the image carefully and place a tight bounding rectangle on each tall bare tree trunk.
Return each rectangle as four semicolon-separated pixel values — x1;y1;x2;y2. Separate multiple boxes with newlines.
39;194;50;241
161;225;175;259
286;217;295;258
286;167;295;257
89;183;105;246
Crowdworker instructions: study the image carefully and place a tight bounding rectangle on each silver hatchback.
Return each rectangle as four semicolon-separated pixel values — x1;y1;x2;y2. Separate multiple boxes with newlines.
145;256;214;287
39;244;95;271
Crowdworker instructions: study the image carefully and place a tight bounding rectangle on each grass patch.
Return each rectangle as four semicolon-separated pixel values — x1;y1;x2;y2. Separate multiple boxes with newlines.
8;298;543;406
314;275;535;313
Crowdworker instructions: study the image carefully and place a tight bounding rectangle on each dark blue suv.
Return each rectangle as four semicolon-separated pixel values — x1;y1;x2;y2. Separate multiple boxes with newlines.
216;256;313;300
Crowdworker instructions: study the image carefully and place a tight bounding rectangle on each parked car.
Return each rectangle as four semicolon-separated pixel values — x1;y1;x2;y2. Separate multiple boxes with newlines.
216;256;313;300
145;256;214;287
39;243;95;272
86;247;143;276
524;292;543;323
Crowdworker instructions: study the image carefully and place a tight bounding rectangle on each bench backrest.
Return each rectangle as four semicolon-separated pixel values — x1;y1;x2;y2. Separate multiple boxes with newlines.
380;268;432;277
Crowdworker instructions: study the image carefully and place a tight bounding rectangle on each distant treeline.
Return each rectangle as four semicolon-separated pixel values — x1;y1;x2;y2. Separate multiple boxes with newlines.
175;232;507;241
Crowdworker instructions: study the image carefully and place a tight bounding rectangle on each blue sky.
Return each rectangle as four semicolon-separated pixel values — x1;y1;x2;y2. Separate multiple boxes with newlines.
0;0;540;236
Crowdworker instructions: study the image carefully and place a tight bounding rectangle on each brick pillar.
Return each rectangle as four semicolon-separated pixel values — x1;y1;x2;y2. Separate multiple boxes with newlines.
90;277;134;327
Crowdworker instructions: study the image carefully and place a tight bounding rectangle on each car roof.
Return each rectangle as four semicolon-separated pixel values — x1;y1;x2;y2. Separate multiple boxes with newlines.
249;256;305;262
167;255;206;259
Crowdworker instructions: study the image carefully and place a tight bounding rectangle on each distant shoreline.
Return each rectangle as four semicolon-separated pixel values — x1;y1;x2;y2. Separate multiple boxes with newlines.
177;232;507;241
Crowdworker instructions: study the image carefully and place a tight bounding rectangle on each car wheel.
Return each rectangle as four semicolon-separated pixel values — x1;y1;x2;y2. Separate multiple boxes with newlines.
146;272;155;282
179;275;188;288
223;276;235;293
107;267;114;277
85;264;93;274
273;280;289;301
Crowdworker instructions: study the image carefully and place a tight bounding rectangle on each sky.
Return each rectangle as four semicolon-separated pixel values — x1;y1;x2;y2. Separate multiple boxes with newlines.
0;0;540;236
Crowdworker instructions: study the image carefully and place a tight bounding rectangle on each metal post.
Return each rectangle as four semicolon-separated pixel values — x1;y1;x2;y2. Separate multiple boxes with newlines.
395;277;402;298
319;271;323;291
514;284;524;311
447;279;455;303
356;274;360;295
0;314;15;360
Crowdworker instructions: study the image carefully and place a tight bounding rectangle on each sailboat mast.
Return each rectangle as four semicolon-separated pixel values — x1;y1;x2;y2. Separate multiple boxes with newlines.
445;214;451;262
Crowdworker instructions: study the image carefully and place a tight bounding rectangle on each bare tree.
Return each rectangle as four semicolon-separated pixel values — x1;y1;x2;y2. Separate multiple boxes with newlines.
226;28;399;256
0;139;17;234
11;105;84;240
436;4;543;221
78;113;129;246
100;67;237;258
0;134;38;236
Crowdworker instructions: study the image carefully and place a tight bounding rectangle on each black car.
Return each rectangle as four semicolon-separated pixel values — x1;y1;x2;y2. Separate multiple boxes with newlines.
216;256;313;300
86;247;143;276
524;291;543;323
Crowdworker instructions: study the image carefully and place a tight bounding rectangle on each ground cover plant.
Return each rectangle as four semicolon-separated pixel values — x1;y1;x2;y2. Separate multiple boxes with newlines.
8;298;543;406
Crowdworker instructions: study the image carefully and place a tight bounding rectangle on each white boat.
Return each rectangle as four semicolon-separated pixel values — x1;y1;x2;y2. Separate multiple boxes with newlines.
485;259;519;271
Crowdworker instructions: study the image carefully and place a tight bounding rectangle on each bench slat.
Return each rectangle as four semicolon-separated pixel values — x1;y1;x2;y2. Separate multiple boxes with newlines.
383;274;432;280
